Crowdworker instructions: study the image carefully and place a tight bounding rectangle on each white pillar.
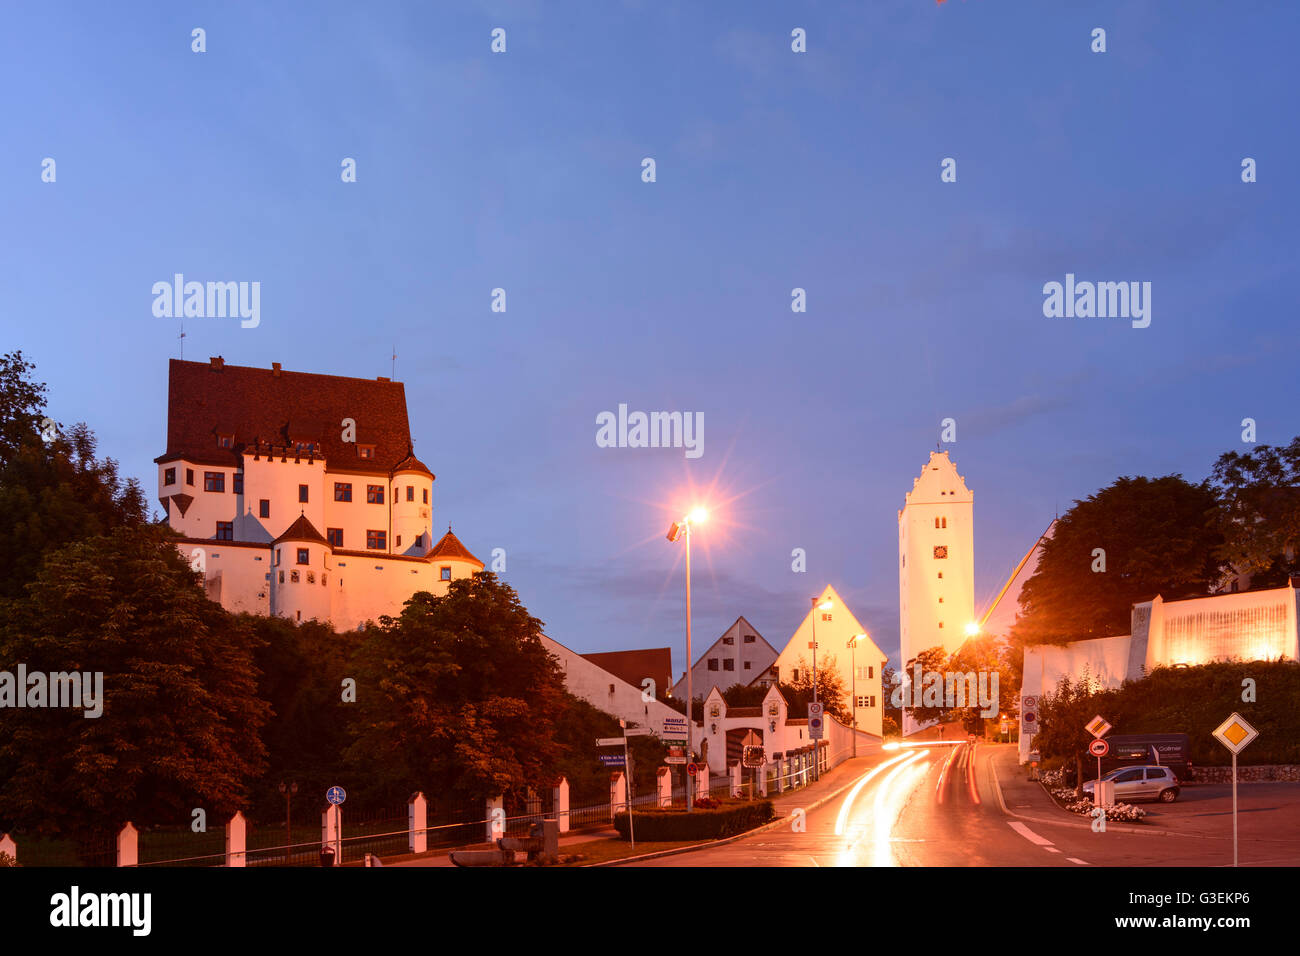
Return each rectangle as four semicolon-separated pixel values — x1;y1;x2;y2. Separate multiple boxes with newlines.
117;822;138;867
0;833;16;864
609;771;627;821
553;777;570;833
656;767;672;808
408;792;427;854
321;805;342;863
698;764;710;800
225;811;247;868
485;795;504;842
758;762;769;797
730;762;743;797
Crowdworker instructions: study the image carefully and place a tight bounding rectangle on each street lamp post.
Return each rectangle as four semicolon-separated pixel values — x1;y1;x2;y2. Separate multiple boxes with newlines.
668;508;706;812
810;596;832;779
848;633;866;759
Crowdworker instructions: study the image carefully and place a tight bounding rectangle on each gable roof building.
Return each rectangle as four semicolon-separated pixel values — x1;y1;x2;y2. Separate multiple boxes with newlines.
670;616;779;700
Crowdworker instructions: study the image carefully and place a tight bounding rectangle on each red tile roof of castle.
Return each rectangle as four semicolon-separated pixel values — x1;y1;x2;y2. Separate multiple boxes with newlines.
429;528;483;567
155;358;426;475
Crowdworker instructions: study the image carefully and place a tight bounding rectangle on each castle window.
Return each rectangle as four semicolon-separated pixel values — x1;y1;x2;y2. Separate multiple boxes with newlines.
938;571;943;579
164;468;176;486
366;485;384;504
233;472;244;495
186;469;195;486
299;485;309;503
358;445;375;459
422;488;428;504
933;546;948;559
204;471;225;492
327;528;343;548
290;570;299;583
406;486;414;502
274;548;280;566
396;535;402;548
440;566;451;581
942;517;947;528
297;548;309;565
216;521;233;540
278;570;284;583
260;499;270;518
334;483;352;502
217;435;232;448
367;530;386;550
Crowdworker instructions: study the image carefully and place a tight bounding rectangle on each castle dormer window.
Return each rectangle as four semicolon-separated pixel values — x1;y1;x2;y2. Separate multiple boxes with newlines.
358;445;375;460
217;435;233;449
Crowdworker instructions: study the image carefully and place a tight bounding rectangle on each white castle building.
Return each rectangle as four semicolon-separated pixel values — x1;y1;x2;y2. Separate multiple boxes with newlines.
898;451;977;734
155;357;483;631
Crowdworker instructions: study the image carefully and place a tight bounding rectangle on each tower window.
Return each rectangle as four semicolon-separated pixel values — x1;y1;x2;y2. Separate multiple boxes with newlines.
440;566;452;581
938;622;944;629
299;485;309;503
938;571;943;579
297;548;309;565
186;468;195;486
334;482;353;502
327;528;343;548
204;471;225;492
367;485;384;504
423;488;429;504
406;486;414;501
260;499;270;518
164;467;176;485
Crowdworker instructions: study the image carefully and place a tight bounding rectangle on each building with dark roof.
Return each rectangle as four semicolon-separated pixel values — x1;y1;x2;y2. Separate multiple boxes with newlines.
156;357;483;630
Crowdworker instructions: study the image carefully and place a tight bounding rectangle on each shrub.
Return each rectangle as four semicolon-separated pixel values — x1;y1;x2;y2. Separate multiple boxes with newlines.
613;801;775;841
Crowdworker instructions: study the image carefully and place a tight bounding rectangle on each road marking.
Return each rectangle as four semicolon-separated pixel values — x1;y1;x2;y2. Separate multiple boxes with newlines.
1008;821;1054;846
1067;857;1090;865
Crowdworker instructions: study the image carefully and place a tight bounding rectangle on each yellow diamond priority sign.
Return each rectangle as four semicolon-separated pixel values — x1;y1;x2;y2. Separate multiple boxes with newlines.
1085;715;1112;738
1213;713;1258;755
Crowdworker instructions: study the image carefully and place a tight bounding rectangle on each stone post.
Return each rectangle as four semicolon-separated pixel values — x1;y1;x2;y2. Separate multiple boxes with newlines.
698;763;710;801
553;777;570;833
485;795;504;842
117;822;138;867
730;762;743;797
225;811;247;868
408;792;427;854
609;771;627;821
656;767;672;808
322;804;342;864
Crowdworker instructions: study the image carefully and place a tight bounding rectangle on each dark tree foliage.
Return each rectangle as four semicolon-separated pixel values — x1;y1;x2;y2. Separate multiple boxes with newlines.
0;351;145;600
345;572;570;809
1012;475;1223;646
0;525;270;854
1210;438;1300;584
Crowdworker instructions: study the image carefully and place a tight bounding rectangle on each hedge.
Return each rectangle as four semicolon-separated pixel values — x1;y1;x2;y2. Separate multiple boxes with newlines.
613;801;775;841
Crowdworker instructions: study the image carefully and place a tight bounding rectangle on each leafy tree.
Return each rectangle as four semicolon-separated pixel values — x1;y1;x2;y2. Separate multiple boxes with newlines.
1012;475;1223;646
0;525;270;855
943;636;1017;733
881;665;902;735
899;646;949;726
1209;439;1300;584
345;572;569;809
784;654;849;721
0;352;145;600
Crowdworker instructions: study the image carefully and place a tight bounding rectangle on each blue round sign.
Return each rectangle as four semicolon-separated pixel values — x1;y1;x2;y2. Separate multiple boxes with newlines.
326;786;347;805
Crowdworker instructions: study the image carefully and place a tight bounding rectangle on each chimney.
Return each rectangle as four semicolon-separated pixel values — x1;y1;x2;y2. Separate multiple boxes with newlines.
272;362;282;377
209;356;224;371
376;376;390;382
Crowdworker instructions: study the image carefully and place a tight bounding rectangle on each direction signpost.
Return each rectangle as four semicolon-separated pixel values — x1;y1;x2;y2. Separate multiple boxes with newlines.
324;786;346;865
597;721;642;847
1212;712;1259;867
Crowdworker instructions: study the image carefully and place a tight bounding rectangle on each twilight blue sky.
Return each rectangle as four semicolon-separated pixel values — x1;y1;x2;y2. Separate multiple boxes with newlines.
3;2;1298;680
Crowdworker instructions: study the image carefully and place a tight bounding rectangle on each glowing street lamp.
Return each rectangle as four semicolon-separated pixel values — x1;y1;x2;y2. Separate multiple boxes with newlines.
667;507;706;811
964;621;981;638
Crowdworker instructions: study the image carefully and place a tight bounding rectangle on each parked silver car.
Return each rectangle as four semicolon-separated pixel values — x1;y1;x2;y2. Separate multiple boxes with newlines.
1082;765;1180;803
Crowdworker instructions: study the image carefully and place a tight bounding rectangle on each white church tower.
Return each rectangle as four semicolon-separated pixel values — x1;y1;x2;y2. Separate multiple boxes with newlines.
898;451;975;734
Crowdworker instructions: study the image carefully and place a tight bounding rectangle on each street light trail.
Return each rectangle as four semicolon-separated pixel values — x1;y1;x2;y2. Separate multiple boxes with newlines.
833;752;914;836
871;751;930;867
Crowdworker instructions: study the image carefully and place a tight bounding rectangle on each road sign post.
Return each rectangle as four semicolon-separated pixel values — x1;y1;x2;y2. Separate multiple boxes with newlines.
325;786;346;863
1088;738;1110;807
1212;713;1259;867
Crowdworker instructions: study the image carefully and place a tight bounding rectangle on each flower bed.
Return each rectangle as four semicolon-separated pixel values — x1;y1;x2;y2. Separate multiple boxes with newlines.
1039;769;1146;822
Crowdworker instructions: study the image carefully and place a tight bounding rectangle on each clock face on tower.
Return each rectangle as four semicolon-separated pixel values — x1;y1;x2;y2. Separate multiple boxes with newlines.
933;545;948;559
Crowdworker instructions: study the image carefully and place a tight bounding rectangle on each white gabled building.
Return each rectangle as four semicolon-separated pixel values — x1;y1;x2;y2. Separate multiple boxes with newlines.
670;616;779;700
155;357;483;631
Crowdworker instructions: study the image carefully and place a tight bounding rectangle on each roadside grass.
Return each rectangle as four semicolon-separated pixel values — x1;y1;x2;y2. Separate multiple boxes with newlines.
556;838;707;866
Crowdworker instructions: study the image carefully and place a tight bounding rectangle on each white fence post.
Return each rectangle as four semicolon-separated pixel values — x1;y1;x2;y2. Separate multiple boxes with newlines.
408;792;427;854
225;811;247;867
0;833;16;864
609;772;627;822
485;795;504;842
656;767;672;808
730;762;743;797
553;777;570;833
117;822;138;867
322;805;342;864
758;762;769;797
698;764;710;801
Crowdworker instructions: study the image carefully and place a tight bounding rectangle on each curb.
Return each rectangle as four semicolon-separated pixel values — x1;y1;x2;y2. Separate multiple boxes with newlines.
589;760;879;867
